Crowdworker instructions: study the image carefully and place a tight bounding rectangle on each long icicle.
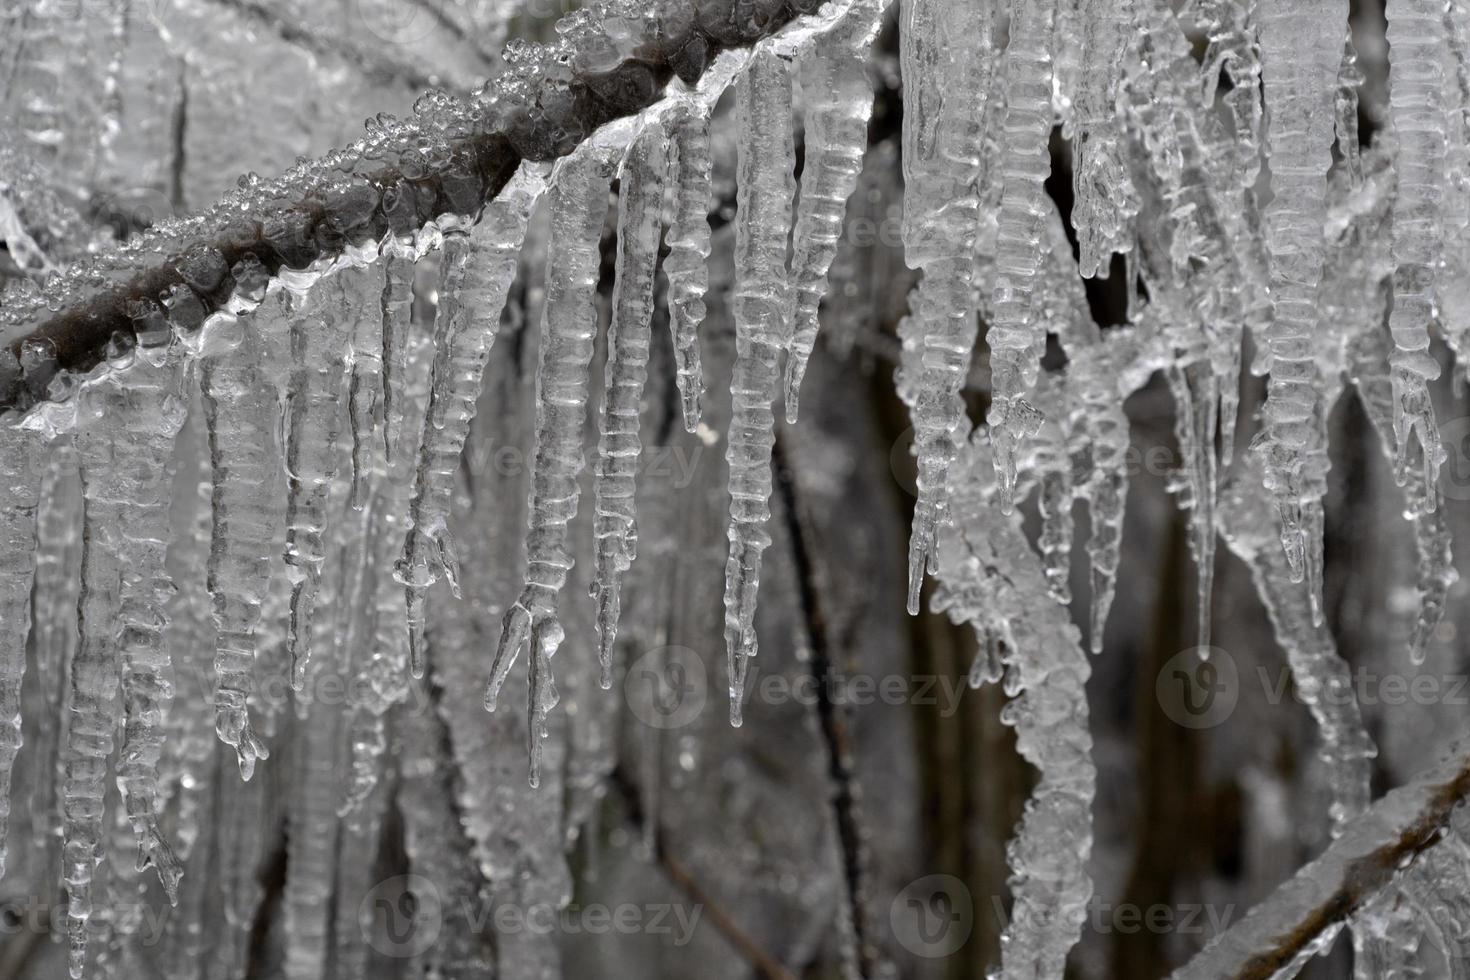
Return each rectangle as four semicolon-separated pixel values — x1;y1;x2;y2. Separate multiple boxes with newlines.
900;0;994;612
398;164;546;677
723;48;796;726
485;144;612;786
65;333;187;979
0;423;41;880
782;0;882;420
1258;0;1345;625
281;269;355;690
199;257;283;780
112;329;189;905
1385;0;1450;494
986;0;1058;512
592;124;668;687
664;100;714;432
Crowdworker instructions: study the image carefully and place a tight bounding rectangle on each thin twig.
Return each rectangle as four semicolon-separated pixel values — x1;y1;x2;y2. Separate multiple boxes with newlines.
772;430;887;979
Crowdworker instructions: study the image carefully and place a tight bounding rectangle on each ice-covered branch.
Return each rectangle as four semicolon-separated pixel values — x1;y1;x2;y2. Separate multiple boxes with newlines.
1170;741;1470;980
0;0;841;421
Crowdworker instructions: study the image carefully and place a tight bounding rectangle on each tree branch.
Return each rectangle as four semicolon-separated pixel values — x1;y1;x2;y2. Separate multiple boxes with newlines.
0;0;835;419
1170;741;1470;980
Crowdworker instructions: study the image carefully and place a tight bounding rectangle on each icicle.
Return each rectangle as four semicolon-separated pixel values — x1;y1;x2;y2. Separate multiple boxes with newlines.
932;437;1095;980
1219;463;1375;836
162;479;217;860
1257;0;1344;626
380;241;417;463
664;101;713;432
0;423;40;880
722;49;796;726
399;692;495;977
900;0;994;612
1071;0;1140;278
66;336;188;979
113;344;189;904
1348;323;1457;665
987;0;1057;513
200;267;285;779
486;144;612;786
592;126;668;687
1166;363;1220;649
1385;0;1450;493
343;330;431;814
281;271;354;690
398;164;545;678
1337;34;1365;187
782;0;881;421
284;692;343;980
347;263;386;510
1034;415;1074;605
1070;348;1130;654
29;443;80;857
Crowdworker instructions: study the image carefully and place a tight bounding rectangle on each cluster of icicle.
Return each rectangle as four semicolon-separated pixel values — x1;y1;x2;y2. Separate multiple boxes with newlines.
9;0;1470;975
0;0;888;974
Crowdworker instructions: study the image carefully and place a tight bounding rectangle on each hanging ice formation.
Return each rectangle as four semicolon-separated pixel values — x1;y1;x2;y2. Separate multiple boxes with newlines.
484;142;614;788
10;0;1470;975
